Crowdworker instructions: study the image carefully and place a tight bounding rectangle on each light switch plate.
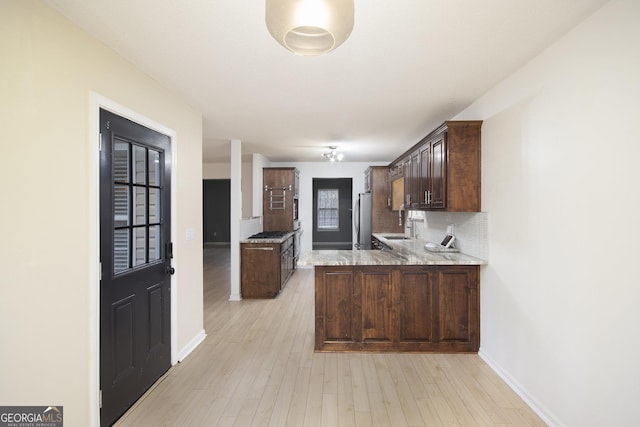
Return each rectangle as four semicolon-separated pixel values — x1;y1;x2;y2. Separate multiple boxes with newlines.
186;227;195;241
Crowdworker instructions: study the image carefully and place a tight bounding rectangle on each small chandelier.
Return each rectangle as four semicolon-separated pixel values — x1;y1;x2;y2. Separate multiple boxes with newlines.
323;146;344;162
265;0;355;56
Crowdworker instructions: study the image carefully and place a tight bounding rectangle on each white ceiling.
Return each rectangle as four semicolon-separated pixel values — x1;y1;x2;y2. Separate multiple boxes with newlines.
45;0;607;163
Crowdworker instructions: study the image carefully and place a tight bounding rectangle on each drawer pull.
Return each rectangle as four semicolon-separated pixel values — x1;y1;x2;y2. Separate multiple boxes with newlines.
245;247;274;251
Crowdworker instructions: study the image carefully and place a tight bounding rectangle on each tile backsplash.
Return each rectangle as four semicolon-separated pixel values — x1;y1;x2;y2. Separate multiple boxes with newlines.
406;211;489;261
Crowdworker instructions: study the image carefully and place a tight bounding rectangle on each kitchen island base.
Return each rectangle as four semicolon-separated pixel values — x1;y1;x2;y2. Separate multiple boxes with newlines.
314;265;479;352
241;233;295;298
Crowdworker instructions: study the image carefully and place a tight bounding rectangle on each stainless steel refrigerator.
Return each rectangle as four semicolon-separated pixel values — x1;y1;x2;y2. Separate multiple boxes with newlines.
354;192;372;249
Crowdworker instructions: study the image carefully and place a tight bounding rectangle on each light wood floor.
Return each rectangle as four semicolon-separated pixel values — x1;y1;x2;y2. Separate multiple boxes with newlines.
115;246;545;426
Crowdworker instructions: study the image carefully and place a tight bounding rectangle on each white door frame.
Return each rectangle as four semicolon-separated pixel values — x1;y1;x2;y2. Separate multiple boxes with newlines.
89;93;178;426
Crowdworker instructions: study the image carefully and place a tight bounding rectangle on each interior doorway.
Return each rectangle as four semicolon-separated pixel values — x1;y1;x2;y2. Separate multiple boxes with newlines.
203;179;231;244
312;178;353;250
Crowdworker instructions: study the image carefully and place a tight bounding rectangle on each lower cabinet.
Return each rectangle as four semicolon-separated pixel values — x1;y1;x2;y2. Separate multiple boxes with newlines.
280;237;295;288
241;235;294;298
314;265;479;352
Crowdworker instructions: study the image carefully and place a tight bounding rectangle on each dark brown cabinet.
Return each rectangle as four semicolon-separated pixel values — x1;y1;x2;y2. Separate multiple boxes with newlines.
263;167;299;232
366;166;403;233
241;234;295;298
314;265;479;352
407;151;420;208
434;267;479;344
418;131;446;209
280;235;295;288
389;163;405;211
389;121;482;212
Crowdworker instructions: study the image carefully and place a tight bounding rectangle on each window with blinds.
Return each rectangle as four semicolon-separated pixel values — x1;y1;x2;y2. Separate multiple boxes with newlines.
317;188;339;230
113;139;163;274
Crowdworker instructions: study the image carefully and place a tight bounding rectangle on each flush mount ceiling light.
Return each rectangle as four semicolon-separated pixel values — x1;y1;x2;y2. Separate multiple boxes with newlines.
323;146;344;162
265;0;354;56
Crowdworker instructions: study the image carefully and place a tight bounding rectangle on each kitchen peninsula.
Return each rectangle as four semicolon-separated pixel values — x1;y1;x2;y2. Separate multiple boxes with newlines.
299;234;486;353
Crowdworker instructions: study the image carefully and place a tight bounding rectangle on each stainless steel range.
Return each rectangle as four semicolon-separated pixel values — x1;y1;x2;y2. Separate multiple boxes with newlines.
248;231;290;239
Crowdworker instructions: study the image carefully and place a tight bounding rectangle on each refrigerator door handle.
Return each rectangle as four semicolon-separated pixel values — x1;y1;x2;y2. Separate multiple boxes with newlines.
353;199;360;237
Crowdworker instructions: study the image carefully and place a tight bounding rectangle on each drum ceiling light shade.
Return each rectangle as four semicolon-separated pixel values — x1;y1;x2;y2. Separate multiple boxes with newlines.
266;0;354;56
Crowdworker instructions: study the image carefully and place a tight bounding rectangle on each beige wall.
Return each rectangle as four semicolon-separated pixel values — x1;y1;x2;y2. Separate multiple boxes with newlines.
203;160;253;220
0;1;203;426
455;1;640;425
202;162;231;179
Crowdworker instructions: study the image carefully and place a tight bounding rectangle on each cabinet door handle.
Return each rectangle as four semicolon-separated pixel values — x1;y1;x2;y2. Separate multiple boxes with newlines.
245;247;274;251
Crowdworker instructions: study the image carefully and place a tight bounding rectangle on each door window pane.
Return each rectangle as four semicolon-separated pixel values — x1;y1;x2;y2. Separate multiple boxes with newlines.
113;140;130;183
133;145;146;184
133;187;147;226
134;227;147;266
149;188;160;223
148;150;160;186
114;229;130;273
317;189;339;230
114;185;130;227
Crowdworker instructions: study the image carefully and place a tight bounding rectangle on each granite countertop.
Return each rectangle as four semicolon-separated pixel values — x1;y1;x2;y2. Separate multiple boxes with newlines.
298;233;486;266
240;232;294;244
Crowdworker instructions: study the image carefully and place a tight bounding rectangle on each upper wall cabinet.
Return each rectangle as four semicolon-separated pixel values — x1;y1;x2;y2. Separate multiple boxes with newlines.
419;131;446;210
366;166;404;233
389;163;404;211
263;167;299;231
390;121;482;212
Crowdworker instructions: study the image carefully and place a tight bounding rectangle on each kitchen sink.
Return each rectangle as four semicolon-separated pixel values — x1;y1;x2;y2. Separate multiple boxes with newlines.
382;235;410;240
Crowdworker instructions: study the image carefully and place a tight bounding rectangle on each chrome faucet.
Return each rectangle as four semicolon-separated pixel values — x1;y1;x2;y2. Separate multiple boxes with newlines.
407;218;418;238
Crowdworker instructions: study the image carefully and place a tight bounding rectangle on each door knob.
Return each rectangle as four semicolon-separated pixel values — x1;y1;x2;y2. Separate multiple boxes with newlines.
166;266;175;275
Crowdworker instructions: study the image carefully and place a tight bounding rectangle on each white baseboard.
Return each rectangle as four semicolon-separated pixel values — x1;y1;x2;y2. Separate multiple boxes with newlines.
478;348;561;427
177;329;206;362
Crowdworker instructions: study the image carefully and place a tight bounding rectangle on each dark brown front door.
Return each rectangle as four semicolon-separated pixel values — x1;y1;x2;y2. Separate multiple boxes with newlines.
99;109;172;426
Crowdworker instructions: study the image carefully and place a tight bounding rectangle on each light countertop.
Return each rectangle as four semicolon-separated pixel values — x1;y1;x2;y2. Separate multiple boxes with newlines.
298;233;487;266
